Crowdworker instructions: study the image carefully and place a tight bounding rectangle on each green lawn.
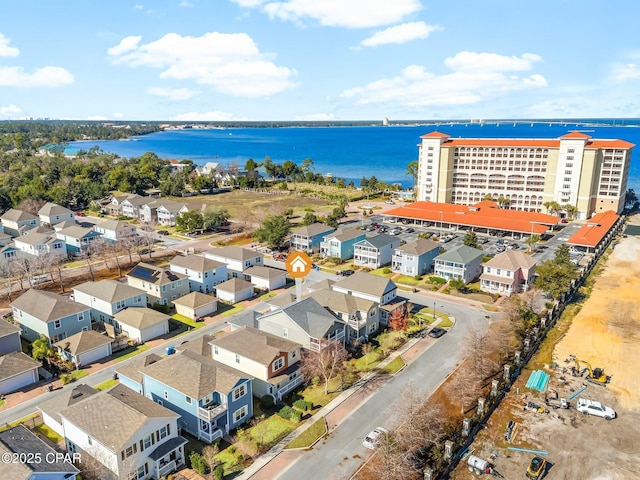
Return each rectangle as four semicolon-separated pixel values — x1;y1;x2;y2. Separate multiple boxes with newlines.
0;399;4;408
286;417;327;449
352;351;383;372
379;356;406;375
437;316;454;328
95;378;119;391
171;313;205;329
259;292;277;301
0;413;40;433
68;369;89;381
113;344;150;362
35;424;63;444
220;304;245;317
396;275;421;286
369;267;392;277
247;415;296;446
299;379;342;409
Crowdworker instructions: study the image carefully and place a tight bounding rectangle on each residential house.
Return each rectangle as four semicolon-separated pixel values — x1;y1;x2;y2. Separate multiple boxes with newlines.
310;288;379;341
121;196;154;220
38;202;74;226
205;246;264;279
211;327;303;402
13;231;66;260
73;279;147;324
0;320;21;355
0;243;19;261
228;297;346;351
116;354;162;395
392;238;441;276
0;352;40;394
215;278;254;303
290;223;335;254
0;425;80;480
59;384;187;480
107;193;142;216
177;334;215;357
332;272;404;326
155;200;186;227
0;209;40;237
52;220;76;232
93;219;137;242
434;245;484;284
172;292;217;320
126;263;189;307
169;254;227;294
480;250;537;296
243;265;287;291
55;225;103;255
53;330;113;367
37;384;99;437
113;308;170;344
0;232;12;246
11;289;92;343
139;200;164;224
353;233;401;269
320;228;366;261
141;350;254;443
197;162;223;177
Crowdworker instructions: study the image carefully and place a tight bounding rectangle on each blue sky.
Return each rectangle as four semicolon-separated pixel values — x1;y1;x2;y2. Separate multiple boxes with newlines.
1;0;640;121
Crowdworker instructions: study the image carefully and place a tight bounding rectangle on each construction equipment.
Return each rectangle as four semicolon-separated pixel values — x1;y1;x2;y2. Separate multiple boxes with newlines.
545;389;569;409
526;456;547;479
569;355;610;386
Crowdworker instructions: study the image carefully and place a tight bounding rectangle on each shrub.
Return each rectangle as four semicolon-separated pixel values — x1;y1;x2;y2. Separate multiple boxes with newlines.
429;276;447;285
214;464;225;480
278;406;302;423
293;399;313;411
151;303;170;314
189;452;206;474
260;395;274;409
414;275;422;281
228;446;237;454
382;267;391;274
60;374;73;385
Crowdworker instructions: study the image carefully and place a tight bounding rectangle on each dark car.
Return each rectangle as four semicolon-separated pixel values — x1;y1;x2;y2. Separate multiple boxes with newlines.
405;227;415;233
157;230;169;236
428;327;446;338
339;269;355;276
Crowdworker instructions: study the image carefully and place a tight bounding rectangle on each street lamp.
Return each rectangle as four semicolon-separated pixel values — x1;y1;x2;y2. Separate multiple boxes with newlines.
433;301;437;322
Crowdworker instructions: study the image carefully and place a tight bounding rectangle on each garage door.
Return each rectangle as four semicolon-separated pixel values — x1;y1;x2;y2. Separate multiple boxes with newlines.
0;369;37;394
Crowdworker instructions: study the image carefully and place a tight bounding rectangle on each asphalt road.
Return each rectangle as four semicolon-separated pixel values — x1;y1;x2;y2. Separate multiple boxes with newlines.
276;293;490;480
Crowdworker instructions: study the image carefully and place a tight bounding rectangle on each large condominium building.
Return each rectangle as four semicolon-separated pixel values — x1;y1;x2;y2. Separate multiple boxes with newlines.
416;131;634;219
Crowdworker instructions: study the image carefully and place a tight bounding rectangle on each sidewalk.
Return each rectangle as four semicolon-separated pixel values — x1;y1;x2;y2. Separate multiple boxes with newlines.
236;319;448;480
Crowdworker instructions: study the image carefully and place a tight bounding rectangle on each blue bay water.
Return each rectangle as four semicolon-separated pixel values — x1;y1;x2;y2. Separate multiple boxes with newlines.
66;120;640;192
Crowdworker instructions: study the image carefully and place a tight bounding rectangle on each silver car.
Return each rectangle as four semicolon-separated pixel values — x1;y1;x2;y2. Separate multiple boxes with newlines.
363;427;388;449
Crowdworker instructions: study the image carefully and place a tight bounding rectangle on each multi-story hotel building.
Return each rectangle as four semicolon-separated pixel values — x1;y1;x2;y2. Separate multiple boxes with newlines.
416;131;634;219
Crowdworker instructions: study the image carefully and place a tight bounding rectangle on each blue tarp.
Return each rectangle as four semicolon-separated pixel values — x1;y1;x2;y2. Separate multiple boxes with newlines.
525;370;550;392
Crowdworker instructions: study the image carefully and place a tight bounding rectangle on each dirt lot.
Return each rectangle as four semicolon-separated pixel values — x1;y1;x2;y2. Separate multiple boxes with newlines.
454;225;640;480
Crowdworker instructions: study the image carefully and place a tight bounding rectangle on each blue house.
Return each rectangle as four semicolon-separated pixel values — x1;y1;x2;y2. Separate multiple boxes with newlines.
55;225;103;255
140;350;253;443
290;223;335;254
320;228;366;261
392;238;441;276
10;289;92;344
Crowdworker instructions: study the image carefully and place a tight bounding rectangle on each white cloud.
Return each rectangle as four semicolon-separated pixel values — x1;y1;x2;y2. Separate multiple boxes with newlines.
178;0;194;6
0;104;21;116
361;22;440;48
148;87;199;100
294;112;335;120
113;112;124;119
107;36;142;56
444;52;542;72
340;52;547;108
237;0;422;28
171;111;244;121
108;32;297;97
0;66;74;87
610;62;640;82
0;33;19;57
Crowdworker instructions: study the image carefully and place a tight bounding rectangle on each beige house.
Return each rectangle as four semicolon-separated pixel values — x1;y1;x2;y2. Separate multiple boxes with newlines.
310;288;378;342
53;330;113;367
215;278;254;303
243;265;287;291
480;250;537;296
172;292;218;320
113;307;170;344
37;384;99;438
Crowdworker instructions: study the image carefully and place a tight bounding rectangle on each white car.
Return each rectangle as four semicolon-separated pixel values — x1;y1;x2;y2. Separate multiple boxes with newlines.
363;427;388;449
384;200;395;205
576;398;616;420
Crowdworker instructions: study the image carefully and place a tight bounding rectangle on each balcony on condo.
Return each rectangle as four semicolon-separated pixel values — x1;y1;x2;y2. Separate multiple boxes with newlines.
197;401;228;421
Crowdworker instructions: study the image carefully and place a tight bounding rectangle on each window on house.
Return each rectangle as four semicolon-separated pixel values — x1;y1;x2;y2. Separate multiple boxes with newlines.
54;319;61;329
282;328;288;338
233;384;246;400
88;436;93;445
143;435;152;449
235;354;240;363
78;313;84;322
273;357;284;371
186;396;192;405
233;405;248;423
158;425;169;440
213;346;218;355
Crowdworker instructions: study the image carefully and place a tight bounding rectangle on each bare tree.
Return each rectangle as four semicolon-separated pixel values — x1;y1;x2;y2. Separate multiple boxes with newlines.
361;342;376;367
17;198;47;215
300;342;350;395
42;254;67;293
201;443;220;474
0;259;20;301
444;367;480;415
375;431;417;480
138;222;157;259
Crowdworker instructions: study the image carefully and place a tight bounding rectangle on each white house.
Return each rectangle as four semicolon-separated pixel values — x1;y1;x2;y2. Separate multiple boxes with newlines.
169;254;227;294
434;245;484;284
243;265;287;291
0;352;40;394
59;384;187;480
353;233;401;269
38;202;75;226
113;307;170;344
172;292;217;320
215;278;254;303
121;197;154;220
0;209;40;237
156;201;185;226
13;231;66;260
73;279;147;324
205;246;263;279
53;330;113;367
93;219;137;242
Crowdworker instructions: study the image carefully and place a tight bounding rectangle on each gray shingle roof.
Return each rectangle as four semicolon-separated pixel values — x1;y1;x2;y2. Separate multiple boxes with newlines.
395;238;441;256
142;350;250;399
170;254;225;272
113;307;169;330
435;245;484;264
0;352;40;381
278;297;343;339
324;227;365;242
332;271;397;298
56;225;96;239
37;384;99;424
1;209;38;223
484;250;537;270
38;202;73;217
206;246;263;262
216;278;254;293
0;319;20;339
94;219;133;231
59;384;178;453
73;279;145;303
114;353;162;384
172;292;217;309
11;289;90;322
127;262;187;285
0;425;79;475
53;330;112;355
311;288;375;315
210;327;301;365
354;233;398;249
243;265;286;280
178;334;215;357
292;223;335;237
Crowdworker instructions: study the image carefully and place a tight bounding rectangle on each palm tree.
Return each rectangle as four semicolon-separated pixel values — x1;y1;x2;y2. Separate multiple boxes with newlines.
406;160;418;190
525;234;541;252
562;204;578;220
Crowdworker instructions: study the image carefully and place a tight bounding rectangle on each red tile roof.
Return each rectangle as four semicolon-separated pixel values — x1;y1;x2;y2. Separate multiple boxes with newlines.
560;131;592;139
566;211;620;248
382;201;558;234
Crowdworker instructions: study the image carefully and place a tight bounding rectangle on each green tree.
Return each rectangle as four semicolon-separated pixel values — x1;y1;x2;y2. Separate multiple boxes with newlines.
525;234;541;252
625;188;639;211
562;204;578;220
301;157;315;175
535;246;578;300
254;214;291;249
176;211;204;233
406;160;418;189
31;334;54;361
203;206;230;230
463;231;478;248
303;212;318;225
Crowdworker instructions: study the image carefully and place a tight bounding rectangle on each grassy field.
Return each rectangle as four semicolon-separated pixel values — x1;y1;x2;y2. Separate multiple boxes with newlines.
285;417;327;449
379;356;406;374
95;378;119;391
171;313;206;329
